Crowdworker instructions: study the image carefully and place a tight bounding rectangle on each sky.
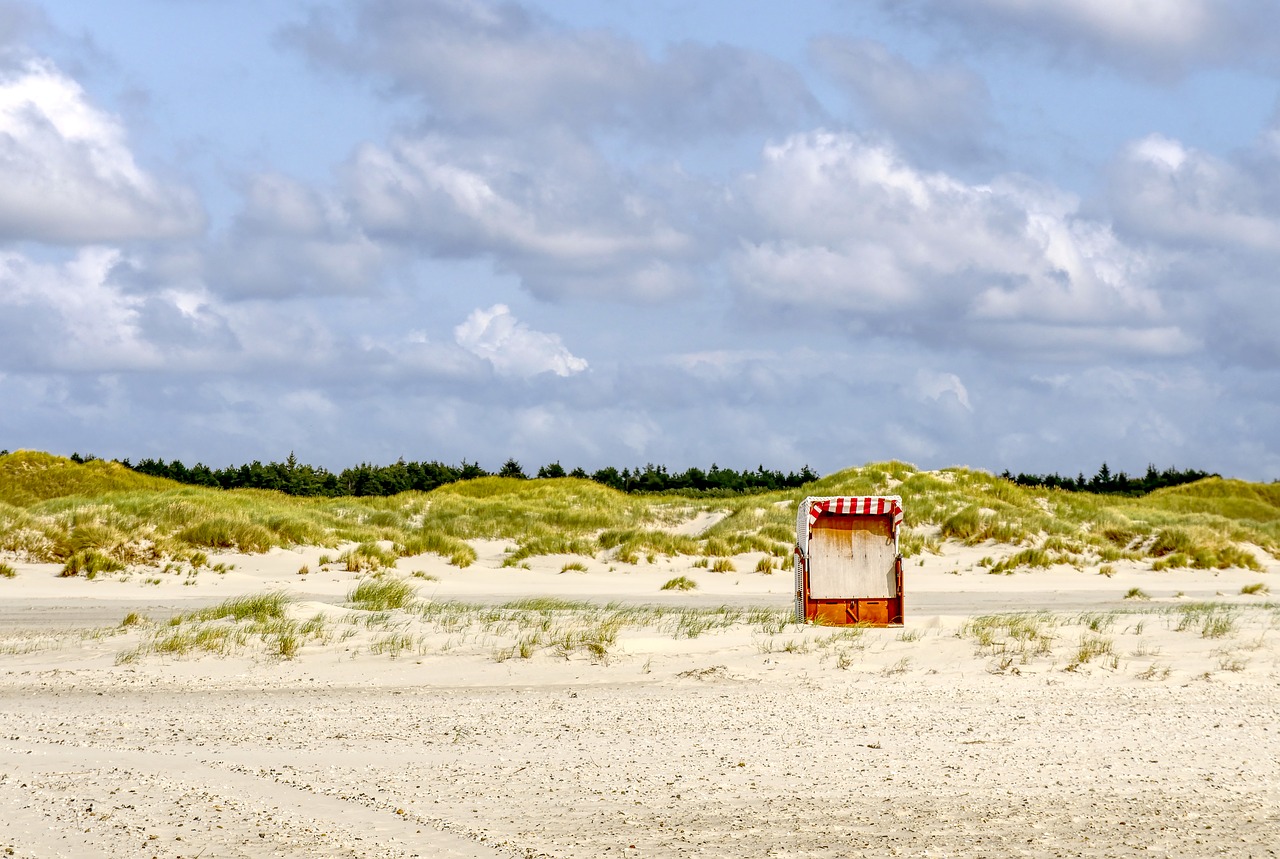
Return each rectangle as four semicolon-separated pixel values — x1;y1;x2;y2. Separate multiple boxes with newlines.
1;0;1279;481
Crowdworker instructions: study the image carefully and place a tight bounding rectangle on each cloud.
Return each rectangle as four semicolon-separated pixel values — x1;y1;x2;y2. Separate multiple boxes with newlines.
729;131;1185;358
0;2;43;50
343;130;702;300
1110;133;1280;252
886;0;1280;80
209;173;389;299
0;60;204;243
810;37;994;163
454;304;588;378
915;369;972;411
1106;129;1280;367
0;247;158;371
282;0;820;139
0;242;492;388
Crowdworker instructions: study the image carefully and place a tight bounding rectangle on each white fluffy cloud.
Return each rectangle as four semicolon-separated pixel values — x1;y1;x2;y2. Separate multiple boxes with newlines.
730;131;1188;357
454;304;588;378
0;61;203;243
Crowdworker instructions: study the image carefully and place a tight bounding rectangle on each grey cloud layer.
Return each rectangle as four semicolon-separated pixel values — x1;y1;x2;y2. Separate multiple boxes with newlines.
283;0;821;138
0;1;44;50
810;37;995;164
886;0;1280;80
1107;130;1280;367
341;131;706;301
210;173;389;299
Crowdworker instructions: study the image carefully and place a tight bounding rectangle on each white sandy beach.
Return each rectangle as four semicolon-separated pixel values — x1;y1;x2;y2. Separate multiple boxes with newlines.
2;539;1278;858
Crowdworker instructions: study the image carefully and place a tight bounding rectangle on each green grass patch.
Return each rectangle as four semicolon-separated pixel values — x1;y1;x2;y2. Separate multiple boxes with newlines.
988;548;1052;574
340;542;399;572
348;578;417;611
60;548;126;578
661;575;697;591
182;592;292;624
399;529;476;567
0;450;175;506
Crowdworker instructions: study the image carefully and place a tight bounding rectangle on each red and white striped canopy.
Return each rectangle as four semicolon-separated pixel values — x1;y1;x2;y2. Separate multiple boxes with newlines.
807;496;903;530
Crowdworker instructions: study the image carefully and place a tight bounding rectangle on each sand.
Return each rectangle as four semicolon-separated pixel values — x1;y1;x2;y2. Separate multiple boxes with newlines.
1;539;1278;858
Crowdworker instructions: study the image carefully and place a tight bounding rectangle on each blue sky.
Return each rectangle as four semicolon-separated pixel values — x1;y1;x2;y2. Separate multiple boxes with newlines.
2;0;1279;480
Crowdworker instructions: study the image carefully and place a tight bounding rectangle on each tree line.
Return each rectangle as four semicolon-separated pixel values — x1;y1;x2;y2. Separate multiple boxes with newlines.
1000;463;1216;495
119;453;821;497
24;451;1224;498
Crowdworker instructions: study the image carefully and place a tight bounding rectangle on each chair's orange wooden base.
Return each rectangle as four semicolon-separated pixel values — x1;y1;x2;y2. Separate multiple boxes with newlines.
804;597;903;627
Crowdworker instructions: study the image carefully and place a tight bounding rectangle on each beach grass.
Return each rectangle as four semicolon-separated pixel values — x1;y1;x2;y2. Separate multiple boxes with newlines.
348;577;418;611
2;452;1277;575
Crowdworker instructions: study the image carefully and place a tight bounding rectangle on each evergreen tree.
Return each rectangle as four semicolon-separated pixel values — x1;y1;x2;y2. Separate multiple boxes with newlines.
499;458;528;479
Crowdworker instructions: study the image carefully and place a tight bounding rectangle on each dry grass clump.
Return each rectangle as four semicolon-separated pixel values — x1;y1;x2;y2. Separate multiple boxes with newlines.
176;516;275;552
1067;634;1117;670
988;548;1074;575
0;561;16;578
1148;526;1264;571
116;591;306;663
598;529;700;564
1241;582;1268;595
59;548;126;578
340;542;398;572
661;575;697;591
182;591;291;624
899;529;941;558
1124;587;1150;600
710;557;736;573
398;529;476;567
941;505;1026;545
503;535;595;565
961;612;1056;663
1173;603;1239;639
